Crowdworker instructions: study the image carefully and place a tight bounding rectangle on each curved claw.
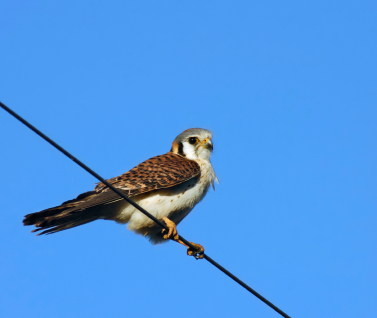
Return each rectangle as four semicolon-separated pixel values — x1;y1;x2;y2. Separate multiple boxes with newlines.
187;242;205;260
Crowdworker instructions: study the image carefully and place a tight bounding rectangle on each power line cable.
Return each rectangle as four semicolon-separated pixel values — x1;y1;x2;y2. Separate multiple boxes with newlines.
0;101;291;318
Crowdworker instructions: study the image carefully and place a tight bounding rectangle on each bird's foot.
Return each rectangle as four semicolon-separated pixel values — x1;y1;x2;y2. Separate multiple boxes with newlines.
161;217;179;240
187;242;205;259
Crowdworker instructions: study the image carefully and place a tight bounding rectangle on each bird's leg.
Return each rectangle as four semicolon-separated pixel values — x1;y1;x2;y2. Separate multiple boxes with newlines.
161;216;205;259
161;216;179;240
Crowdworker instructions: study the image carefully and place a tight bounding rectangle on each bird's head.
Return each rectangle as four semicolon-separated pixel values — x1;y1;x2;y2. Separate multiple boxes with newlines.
170;128;213;160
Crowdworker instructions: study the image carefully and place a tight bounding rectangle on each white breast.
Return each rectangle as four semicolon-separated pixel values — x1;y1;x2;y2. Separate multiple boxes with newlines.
112;158;217;242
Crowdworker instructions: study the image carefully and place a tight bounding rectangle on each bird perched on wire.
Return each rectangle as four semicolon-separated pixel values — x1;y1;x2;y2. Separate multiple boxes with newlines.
23;128;218;257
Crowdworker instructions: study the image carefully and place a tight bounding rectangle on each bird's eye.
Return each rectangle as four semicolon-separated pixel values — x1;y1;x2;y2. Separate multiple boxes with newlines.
188;137;199;145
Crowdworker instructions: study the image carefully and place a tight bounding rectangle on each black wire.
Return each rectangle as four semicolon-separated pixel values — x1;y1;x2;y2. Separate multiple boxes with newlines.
0;101;291;318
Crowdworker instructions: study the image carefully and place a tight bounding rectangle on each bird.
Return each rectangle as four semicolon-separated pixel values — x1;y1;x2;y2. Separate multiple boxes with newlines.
23;128;218;258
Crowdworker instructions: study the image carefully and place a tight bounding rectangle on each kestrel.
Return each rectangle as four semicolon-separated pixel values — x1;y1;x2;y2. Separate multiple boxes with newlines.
23;128;218;257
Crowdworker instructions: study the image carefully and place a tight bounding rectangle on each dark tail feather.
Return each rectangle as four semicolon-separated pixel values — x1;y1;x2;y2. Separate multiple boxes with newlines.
32;215;99;235
23;191;101;235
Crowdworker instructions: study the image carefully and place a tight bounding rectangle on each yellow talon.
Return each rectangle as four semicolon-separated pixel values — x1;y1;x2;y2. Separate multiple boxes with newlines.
161;217;179;240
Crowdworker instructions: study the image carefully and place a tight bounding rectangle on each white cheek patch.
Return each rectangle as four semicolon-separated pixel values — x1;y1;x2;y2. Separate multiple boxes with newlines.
182;143;197;160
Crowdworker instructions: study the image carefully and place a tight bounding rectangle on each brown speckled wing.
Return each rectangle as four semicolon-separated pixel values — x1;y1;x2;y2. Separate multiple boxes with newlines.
96;152;200;194
47;153;201;213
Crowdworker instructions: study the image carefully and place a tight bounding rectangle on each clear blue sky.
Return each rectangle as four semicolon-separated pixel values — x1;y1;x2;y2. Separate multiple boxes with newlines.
1;1;376;317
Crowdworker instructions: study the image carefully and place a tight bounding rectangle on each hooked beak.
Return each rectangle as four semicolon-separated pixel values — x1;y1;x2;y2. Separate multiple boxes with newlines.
200;138;213;151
